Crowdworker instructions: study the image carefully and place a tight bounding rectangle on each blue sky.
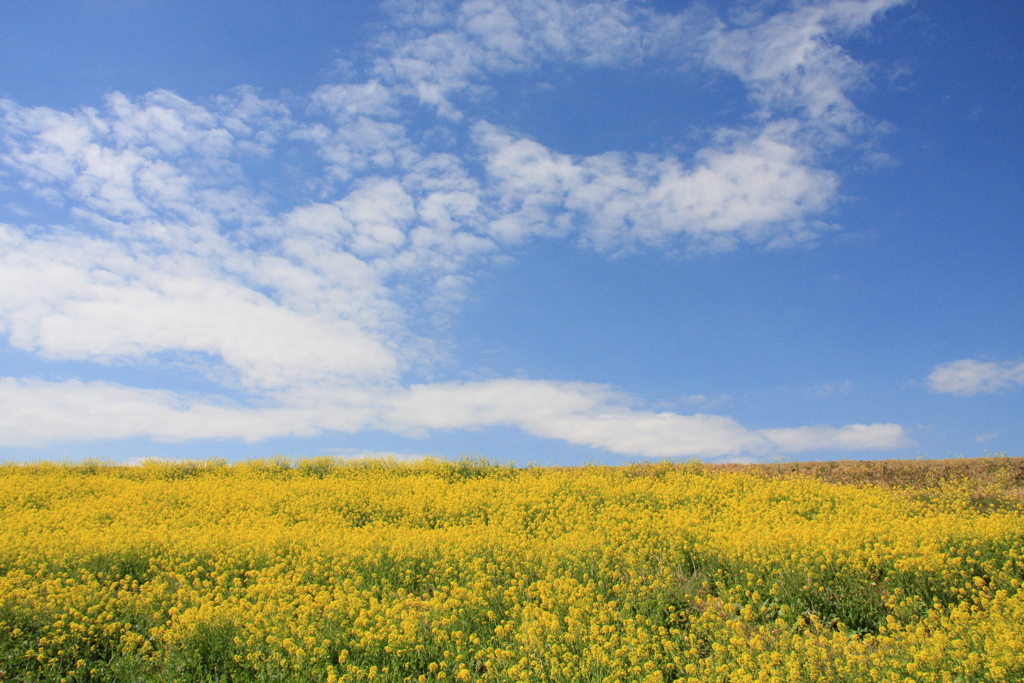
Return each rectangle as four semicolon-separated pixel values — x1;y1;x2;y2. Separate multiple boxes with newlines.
0;0;1020;465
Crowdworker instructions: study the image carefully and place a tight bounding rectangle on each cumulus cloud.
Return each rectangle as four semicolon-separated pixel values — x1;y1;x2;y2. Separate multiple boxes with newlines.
927;358;1024;396
0;0;911;458
475;119;837;251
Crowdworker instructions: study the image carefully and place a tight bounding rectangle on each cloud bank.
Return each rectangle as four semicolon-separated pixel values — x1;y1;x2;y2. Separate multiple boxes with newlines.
0;0;911;458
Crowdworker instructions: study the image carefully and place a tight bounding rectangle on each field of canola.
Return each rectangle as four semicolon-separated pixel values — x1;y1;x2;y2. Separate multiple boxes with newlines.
1;457;1022;683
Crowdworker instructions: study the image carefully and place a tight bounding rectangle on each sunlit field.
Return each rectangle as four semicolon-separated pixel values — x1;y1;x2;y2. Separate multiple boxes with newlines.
1;457;1022;682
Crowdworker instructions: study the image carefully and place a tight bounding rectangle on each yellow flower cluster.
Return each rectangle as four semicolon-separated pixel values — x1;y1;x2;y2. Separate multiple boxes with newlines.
0;457;1021;682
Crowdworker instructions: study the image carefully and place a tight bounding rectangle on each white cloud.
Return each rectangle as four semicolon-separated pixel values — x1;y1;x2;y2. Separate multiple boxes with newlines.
475;119;838;251
0;0;913;459
705;0;907;136
0;378;309;446
298;81;412;182
376;0;667;118
927;358;1024;396
761;422;912;452
0;89;286;225
431;0;909;252
0;224;401;389
0;89;490;389
0;376;912;457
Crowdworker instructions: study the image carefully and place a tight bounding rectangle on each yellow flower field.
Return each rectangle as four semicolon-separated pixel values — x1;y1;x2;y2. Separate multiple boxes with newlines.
1;457;1022;682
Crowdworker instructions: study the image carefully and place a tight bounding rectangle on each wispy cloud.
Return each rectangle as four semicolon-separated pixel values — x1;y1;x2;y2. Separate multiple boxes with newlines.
376;0;679;119
0;0;911;458
927;358;1024;396
679;394;731;409
806;380;854;398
